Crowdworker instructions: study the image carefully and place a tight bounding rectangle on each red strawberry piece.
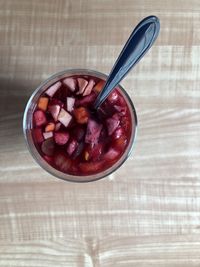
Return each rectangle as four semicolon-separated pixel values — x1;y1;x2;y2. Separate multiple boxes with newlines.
73;107;89;124
62;77;76;92
43;155;53;165
54;153;72;172
79;161;104;174
114;105;127;115
33;110;47;127
55;122;61;131
54;131;69;145
32;128;44;143
118;95;126;106
106;114;120;136
66;97;75;112
107;90;119;104
75;92;96;107
113;127;124;139
85;143;104;161
76;78;88;95
41;138;55;156
85;119;103;145
66;139;78;156
48;104;61;121
104;147;120;161
45;81;62;97
72;126;85;141
83;79;95;96
120;116;130;131
43;131;53;139
58;108;72;127
114;135;128;151
49;98;64;108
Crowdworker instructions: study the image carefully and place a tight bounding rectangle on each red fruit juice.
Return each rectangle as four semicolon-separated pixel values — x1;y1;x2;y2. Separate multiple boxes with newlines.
31;75;133;176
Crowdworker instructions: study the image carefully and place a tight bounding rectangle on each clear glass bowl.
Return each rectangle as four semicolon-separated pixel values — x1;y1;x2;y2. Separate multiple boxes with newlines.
23;69;137;182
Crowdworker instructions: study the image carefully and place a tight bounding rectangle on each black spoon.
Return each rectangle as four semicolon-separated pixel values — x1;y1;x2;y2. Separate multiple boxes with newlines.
93;15;160;110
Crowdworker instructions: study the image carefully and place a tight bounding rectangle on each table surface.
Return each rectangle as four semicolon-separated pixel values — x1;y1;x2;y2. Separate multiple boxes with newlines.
1;0;200;266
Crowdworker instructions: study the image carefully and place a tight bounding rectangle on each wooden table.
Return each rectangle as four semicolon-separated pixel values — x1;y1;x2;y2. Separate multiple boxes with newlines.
1;0;200;266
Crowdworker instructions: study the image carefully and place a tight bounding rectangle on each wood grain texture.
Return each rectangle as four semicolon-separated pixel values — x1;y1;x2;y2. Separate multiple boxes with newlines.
0;0;200;266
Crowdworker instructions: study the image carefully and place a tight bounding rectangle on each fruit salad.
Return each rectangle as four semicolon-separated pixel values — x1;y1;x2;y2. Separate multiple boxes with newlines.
31;75;132;176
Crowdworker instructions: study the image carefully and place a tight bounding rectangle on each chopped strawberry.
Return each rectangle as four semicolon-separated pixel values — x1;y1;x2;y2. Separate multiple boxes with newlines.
66;139;78;155
33;110;47;127
118;95;126;106
66;97;75;112
48;104;61;121
41;138;55;156
54;153;72;172
114;105;127;115
55;122;61;131
114;135;128;151
113;127;124;139
54;131;69;145
79;161;104;174
73;107;89;124
104;147;120;161
45;122;55;132
71;126;85;141
83;79;95;96
107;90;119;104
75;92;96;107
46;81;62;97
76;78;88;95
84;143;103;161
38;97;49;111
43;155;53;165
32;128;44;143
62;77;76;92
85;119;102;145
58;108;72;127
43;131;53;139
120;116;130;131
106;114;120;136
93;80;105;93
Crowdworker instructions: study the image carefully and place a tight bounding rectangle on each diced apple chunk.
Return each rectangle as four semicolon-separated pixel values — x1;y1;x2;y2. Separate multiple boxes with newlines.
58;108;72;127
107;90;119;103
85;119;102;145
75;92;96;107
55;122;61;131
79;161;104;174
104;147;120;161
77;78;88;95
38;97;49;111
54;131;69;145
62;77;76;92
66;139;78;155
33;110;47;127
43;131;53;139
48;105;61;121
46;81;62;97
83;79;95;96
106;114;120;136
66;97;75;112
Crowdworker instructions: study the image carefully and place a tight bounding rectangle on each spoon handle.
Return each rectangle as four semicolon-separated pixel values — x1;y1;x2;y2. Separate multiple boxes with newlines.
94;15;160;109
